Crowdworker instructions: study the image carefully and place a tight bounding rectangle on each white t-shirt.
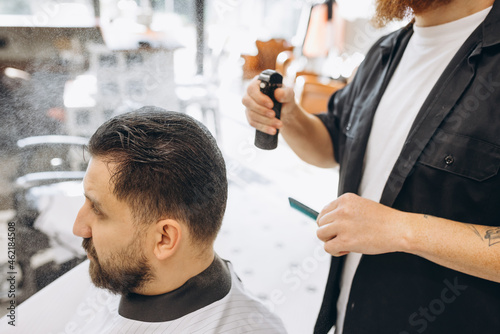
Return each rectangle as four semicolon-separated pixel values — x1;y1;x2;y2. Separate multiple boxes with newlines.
0;257;286;334
334;7;492;334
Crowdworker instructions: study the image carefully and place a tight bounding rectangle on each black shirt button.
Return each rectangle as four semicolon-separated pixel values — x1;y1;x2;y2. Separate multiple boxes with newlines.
444;155;454;165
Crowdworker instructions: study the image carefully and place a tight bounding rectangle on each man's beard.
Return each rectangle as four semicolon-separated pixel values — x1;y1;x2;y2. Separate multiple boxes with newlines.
82;236;153;295
373;0;453;27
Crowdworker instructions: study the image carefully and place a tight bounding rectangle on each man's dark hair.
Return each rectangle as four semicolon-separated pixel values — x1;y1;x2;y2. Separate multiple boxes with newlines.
88;106;228;245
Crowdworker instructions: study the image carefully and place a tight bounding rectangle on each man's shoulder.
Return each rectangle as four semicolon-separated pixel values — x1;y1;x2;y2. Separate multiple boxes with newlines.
205;260;288;333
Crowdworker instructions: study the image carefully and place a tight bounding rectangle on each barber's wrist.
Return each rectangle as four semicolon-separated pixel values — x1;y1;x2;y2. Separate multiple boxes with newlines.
397;212;429;255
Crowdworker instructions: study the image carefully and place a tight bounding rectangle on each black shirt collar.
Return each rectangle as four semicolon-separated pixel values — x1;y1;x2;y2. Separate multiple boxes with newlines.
118;254;232;322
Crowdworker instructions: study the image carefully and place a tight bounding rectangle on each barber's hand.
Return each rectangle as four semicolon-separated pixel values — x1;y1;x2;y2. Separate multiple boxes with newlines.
241;76;298;135
316;193;409;257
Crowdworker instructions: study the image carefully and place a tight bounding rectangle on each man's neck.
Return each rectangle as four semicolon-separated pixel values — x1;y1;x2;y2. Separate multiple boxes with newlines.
137;247;215;296
414;0;494;27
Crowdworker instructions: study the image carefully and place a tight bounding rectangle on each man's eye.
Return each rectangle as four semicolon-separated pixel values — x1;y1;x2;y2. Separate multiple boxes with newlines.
91;204;100;215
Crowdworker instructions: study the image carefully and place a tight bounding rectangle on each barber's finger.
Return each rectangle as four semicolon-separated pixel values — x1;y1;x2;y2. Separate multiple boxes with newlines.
274;87;295;104
245;109;283;135
324;238;351;257
242;94;278;119
246;78;275;109
317;200;341;227
316;222;338;242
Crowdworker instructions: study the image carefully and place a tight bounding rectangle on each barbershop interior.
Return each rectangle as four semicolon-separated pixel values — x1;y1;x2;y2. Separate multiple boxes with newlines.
0;0;406;332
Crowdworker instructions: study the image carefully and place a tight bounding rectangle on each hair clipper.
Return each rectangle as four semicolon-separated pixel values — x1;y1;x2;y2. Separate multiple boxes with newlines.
254;70;283;150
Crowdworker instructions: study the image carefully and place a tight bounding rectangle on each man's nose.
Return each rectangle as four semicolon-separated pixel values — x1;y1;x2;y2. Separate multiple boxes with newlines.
73;207;92;238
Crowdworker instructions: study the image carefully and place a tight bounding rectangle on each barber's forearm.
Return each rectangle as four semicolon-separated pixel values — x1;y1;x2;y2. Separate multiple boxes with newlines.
403;213;500;283
280;106;337;168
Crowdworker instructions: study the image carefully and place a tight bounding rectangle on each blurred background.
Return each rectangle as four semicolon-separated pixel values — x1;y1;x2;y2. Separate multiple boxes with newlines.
0;1;404;332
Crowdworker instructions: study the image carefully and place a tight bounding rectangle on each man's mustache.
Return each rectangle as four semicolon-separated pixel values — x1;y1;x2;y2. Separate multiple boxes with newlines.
82;238;98;259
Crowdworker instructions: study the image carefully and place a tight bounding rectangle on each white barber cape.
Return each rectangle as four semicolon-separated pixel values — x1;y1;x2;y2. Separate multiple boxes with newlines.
0;255;286;333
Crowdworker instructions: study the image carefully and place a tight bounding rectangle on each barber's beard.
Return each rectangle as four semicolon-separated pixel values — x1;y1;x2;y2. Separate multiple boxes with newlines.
373;0;453;27
82;237;153;295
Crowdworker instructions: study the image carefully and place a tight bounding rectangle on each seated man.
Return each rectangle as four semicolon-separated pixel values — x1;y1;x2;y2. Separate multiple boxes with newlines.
1;107;286;333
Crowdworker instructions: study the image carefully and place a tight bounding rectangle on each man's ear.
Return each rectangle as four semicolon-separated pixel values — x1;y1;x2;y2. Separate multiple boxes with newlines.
153;219;182;260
